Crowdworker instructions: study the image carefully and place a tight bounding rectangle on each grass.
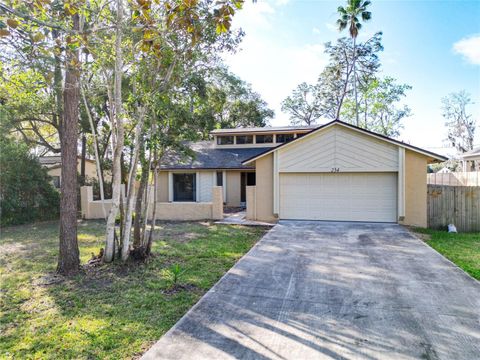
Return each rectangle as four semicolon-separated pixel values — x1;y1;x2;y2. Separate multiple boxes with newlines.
412;228;480;280
0;220;268;359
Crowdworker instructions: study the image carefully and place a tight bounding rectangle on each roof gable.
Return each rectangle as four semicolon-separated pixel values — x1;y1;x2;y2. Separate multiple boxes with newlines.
242;120;448;165
278;125;399;172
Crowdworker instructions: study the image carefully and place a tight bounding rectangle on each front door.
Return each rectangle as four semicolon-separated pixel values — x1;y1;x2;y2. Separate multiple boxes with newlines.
240;172;256;203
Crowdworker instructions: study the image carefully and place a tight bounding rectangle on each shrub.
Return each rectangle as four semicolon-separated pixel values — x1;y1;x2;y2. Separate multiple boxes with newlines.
0;137;60;226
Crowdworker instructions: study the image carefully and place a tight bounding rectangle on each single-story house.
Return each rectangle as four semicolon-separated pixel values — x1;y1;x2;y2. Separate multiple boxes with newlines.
156;120;447;227
39;156;99;188
460;147;480;171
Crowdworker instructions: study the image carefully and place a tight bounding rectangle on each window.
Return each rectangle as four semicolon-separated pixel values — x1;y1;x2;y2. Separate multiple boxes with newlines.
236;135;253;144
276;133;295;143
173;173;196;201
52;176;60;188
255;134;273;144
217;136;234;145
216;171;223;186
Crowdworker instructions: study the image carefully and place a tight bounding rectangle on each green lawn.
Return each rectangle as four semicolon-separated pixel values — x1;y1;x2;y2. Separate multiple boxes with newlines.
412;228;480;280
0;220;268;359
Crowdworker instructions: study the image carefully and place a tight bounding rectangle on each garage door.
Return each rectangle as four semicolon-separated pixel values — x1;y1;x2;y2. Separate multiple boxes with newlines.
279;173;397;222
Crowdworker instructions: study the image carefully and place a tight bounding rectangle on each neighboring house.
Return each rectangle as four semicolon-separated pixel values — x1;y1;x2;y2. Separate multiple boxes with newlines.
460;147;480;171
39;156;99;188
157;120;447;227
436;167;452;173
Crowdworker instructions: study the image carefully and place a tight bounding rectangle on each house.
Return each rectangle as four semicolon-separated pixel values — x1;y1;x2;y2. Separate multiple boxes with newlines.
39;156;99;188
436;167;452;173
156;120;447;227
460;147;480;171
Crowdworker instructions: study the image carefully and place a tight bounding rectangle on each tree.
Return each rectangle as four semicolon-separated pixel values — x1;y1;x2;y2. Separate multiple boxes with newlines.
342;76;412;137
58;11;81;276
337;0;372;125
98;0;247;262
1;1;84;275
187;68;273;138
1;0;251;267
442;91;476;154
282;33;383;123
0;135;59;226
281;82;322;125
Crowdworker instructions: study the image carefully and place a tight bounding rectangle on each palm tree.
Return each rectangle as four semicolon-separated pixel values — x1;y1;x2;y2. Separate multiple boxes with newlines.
337;0;371;126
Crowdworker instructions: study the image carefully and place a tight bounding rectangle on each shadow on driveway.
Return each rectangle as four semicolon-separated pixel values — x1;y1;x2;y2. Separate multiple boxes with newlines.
142;221;480;359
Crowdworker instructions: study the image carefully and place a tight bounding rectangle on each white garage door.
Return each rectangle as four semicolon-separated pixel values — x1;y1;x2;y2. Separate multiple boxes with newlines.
279;173;397;222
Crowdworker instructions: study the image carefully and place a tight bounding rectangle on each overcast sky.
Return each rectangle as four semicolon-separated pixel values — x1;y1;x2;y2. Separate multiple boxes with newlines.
223;0;480;156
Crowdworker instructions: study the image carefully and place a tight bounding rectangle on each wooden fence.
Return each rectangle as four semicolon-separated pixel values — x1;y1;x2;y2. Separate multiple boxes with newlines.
427;171;480;186
427;185;480;232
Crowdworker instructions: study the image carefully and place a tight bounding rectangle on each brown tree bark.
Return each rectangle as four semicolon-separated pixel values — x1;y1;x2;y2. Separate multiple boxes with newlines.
57;13;80;276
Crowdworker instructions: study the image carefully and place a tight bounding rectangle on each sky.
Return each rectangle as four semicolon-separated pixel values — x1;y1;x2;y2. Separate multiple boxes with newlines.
223;0;480;156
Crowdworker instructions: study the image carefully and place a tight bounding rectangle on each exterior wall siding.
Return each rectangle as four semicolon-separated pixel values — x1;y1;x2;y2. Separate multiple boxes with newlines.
198;171;214;202
157;171;169;202
47;160;99;181
226;171;241;206
278;126;399;172
81;186;223;220
254;154;276;222
401;150;428;227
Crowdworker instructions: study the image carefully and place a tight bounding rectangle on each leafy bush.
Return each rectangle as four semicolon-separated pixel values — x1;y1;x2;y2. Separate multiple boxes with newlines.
0;137;60;226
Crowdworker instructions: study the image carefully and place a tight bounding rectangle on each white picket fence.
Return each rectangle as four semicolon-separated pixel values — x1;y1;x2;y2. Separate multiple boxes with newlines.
427;171;480;186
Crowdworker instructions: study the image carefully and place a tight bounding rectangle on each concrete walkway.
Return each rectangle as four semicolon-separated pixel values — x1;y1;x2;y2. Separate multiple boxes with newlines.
142;221;480;360
215;211;275;227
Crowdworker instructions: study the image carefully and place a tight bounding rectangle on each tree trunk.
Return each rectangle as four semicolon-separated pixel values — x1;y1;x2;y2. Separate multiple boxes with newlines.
146;146;159;256
104;0;125;262
52;29;63;129
335;56;353;120
121;109;146;260
57;13;80;276
141;147;153;246
352;36;359;126
81;84;107;218
133;143;147;247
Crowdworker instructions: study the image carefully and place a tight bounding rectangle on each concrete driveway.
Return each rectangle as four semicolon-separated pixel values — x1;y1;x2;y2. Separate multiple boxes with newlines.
142;221;480;360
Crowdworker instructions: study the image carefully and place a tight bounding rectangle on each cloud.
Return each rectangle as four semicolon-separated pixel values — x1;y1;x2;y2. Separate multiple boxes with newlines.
325;22;337;32
234;1;276;30
453;34;480;65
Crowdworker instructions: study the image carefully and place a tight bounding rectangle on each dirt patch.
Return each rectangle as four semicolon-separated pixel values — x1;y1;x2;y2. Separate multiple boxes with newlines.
32;273;65;286
153;222;212;243
162;283;202;295
0;242;29;256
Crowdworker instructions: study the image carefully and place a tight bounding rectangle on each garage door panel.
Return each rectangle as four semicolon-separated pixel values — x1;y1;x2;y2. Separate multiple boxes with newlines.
279;173;397;222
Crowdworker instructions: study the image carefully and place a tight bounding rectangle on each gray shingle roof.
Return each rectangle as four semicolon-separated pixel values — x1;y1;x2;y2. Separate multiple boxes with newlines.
159;141;271;170
38;156;62;165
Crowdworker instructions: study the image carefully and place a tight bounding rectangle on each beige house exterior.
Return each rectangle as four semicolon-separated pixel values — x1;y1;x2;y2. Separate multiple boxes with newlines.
81;120;445;224
39;156;100;188
241;121;446;227
156;126;316;210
